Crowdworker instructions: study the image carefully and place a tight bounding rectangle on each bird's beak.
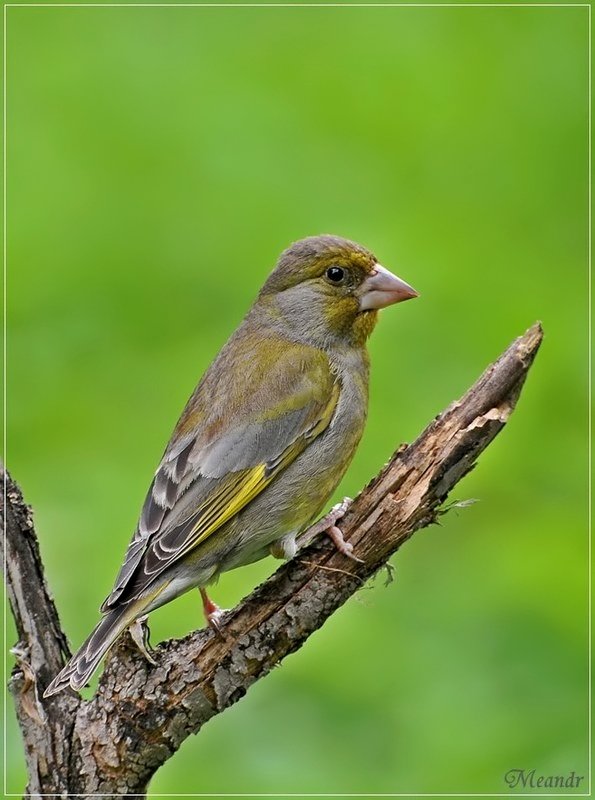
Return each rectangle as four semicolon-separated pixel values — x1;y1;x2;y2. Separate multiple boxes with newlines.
358;264;419;311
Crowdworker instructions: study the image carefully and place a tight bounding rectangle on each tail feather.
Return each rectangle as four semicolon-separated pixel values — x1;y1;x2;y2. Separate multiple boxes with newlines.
43;605;137;697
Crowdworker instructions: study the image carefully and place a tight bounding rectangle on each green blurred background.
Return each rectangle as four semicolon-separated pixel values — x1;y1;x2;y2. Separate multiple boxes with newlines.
5;3;589;795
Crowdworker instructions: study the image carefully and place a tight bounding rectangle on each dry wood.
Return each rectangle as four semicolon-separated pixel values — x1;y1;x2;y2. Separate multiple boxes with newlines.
1;323;543;797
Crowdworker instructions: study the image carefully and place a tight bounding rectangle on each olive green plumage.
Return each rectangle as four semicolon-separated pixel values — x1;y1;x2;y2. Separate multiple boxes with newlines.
44;234;417;696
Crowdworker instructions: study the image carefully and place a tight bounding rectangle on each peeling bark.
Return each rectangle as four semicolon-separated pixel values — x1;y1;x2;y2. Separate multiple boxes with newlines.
2;323;543;796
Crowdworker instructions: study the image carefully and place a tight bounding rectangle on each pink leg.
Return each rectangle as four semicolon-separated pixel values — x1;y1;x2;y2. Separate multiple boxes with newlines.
301;498;363;563
326;524;363;563
199;587;226;631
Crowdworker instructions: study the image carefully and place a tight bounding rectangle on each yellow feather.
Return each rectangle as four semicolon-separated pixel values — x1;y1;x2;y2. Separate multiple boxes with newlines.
192;465;268;545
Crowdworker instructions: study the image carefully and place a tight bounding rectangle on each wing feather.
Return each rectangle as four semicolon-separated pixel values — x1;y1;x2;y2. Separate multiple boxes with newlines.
101;339;338;611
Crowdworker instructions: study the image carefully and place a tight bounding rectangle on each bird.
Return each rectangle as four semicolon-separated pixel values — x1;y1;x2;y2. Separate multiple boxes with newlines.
44;234;418;697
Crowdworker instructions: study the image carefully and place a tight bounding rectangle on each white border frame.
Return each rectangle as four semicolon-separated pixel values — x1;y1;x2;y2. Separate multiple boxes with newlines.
2;3;591;797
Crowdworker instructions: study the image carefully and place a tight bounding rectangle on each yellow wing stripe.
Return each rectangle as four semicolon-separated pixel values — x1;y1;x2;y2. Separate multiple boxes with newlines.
191;472;246;535
192;465;268;545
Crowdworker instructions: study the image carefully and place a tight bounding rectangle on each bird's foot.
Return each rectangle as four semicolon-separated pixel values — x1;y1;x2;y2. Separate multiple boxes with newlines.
304;497;352;538
200;588;227;632
128;615;157;665
326;523;364;563
300;497;363;562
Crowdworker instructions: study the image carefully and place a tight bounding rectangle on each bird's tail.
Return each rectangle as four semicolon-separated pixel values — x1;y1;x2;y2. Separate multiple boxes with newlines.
43;604;138;697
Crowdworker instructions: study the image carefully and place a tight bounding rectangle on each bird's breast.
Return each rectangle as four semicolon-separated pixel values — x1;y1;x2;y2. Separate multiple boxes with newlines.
267;349;370;532
324;350;370;467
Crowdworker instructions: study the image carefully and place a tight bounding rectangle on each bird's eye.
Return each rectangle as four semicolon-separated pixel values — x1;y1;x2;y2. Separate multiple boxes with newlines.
326;267;345;284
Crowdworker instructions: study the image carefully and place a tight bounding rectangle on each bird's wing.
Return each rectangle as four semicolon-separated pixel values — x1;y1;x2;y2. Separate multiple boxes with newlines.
101;338;339;611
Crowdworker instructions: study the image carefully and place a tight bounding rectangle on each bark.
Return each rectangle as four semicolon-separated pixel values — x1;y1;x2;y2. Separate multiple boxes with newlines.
2;323;543;797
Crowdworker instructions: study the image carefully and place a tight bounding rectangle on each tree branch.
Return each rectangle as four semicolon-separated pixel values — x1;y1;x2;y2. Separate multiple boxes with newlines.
2;323;543;796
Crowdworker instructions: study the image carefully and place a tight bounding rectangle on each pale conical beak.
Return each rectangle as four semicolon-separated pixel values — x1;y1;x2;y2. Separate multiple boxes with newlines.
358;264;419;311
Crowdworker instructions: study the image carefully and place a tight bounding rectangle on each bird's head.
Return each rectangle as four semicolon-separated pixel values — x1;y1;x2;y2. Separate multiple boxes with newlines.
257;234;418;347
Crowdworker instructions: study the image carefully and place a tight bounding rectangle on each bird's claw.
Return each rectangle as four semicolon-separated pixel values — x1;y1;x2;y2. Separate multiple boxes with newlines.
304;497;352;538
298;497;362;562
205;606;227;633
200;587;228;635
128;615;157;665
326;523;364;563
328;497;352;525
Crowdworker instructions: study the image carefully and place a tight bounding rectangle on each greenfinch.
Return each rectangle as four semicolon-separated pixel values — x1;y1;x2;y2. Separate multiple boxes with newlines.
44;234;418;696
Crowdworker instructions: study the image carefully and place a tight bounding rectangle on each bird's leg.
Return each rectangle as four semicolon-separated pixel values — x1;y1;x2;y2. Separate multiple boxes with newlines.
128;614;157;665
200;587;226;631
299;497;363;563
301;497;353;540
326;523;363;563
